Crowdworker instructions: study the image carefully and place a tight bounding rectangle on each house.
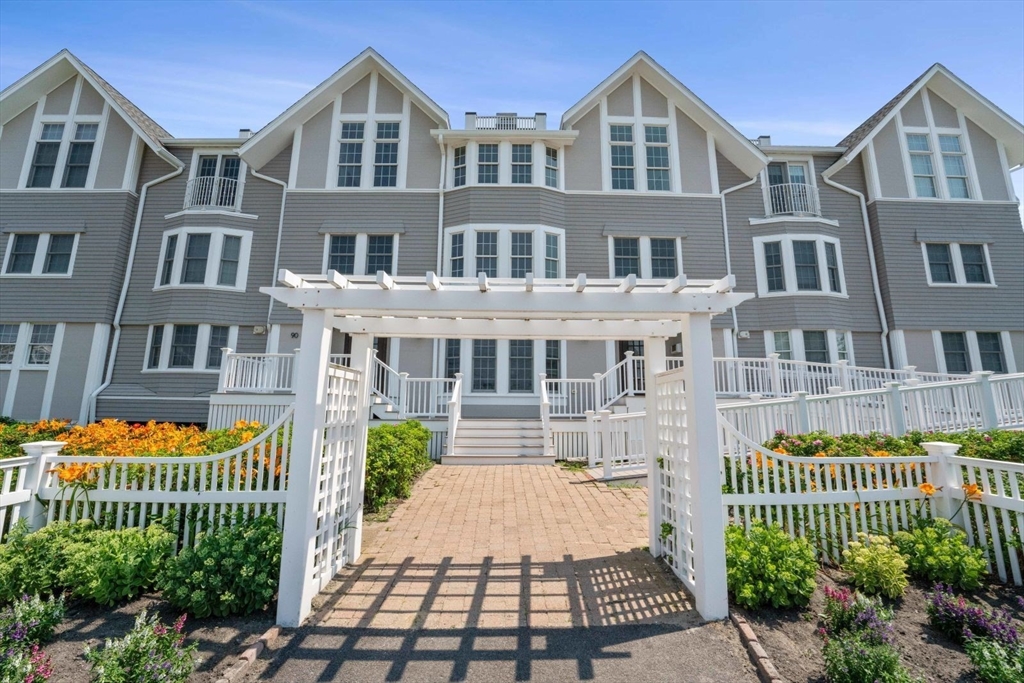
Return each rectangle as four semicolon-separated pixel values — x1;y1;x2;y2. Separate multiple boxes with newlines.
1;48;1021;424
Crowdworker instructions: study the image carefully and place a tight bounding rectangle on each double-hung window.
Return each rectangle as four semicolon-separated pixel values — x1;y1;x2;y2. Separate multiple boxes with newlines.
772;331;793;360
941;332;970;374
444;339;461;378
649;238;677;278
450;233;464;277
511;145;532;184
802;331;830;364
338;123;364;187
27;324;56;365
217;236;241;286
373;122;400;187
939;135;970;199
959;245;989;284
206;326;230;369
976;332;1005;373
926;243;954;283
544;234;559;278
907;134;937;198
645;126;670;191
148;326;164;369
763;241;785;292
28;124;64;188
170;325;199;368
328;235;357;274
923;242;992;286
0;325;19;365
824;243;842;293
62;123;98;188
157;229;250;290
5;235;39;274
545;340;561;381
366;235;394;275
508;340;534;392
181;234;210;284
511;232;533;277
478;144;498;184
836;333;851;362
476;232;498;277
3;233;78;276
610;125;635;190
323;233;398;276
453;146;467;188
472;340;497;391
793;240;820;291
753;235;844;296
44;235;75;274
613;237;640;277
610;236;680;279
545;147;558;188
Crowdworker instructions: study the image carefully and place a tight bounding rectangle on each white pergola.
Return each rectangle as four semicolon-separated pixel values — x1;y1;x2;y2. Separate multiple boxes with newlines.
262;270;752;626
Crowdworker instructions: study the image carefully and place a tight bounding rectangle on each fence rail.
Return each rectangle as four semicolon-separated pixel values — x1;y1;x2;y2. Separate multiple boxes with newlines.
586;410;646;478
219;351;295;393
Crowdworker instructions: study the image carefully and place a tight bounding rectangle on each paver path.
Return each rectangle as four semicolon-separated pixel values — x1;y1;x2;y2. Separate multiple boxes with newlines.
245;465;757;682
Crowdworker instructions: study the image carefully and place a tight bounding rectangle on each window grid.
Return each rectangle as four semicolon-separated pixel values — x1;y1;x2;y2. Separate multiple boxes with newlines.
207;326;230;369
444;339;461;379
545;147;558;188
148;326;163;369
42;234;74;275
763;241;785;292
959;244;989;284
28;124;64;188
508;340;534;393
941;332;970;374
925;243;955;283
792;240;820;291
645;125;670;191
803;331;830;364
328;235;356;275
478;144;498;184
365;235;394;275
824;242;841;293
6;235;39;274
61;123;98;188
976;332;1005;373
476;232;497;277
773;331;792;360
160;235;177;286
939;135;970;199
27;324;56;365
511;232;533;278
218;235;241;287
545;340;561;381
649;238;677;278
180;234;211;284
373;122;399;187
450;233;464;277
836;333;850;362
545;234;559;279
610;125;635;190
170;325;199;369
906;134;937;198
453;146;467;188
338;122;364;187
0;325;19;365
472;339;496;392
511;144;532;184
613;237;640;277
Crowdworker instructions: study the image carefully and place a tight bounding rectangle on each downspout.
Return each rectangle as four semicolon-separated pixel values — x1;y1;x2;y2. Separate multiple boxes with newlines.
820;171;892;368
432;132;448;377
88;160;184;422
250;166;288;338
720;175;760;353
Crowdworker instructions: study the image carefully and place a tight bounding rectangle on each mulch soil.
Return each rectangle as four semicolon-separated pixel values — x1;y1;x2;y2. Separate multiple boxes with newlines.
43;593;275;682
735;567;1024;683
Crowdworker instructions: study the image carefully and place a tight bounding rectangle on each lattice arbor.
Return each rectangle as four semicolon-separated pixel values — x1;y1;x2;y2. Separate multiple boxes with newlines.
654;369;695;590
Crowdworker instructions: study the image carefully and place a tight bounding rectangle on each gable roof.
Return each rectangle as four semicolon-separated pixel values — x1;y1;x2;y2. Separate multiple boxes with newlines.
0;49;180;168
560;51;767;178
239;47;449;170
826;63;1024;177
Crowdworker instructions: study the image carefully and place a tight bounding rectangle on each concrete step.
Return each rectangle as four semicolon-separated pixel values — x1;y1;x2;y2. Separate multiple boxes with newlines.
442;454;555;466
454;445;546;456
455;436;546;447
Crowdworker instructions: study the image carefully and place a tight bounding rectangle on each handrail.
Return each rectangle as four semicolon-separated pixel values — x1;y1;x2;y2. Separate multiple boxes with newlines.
539;373;552;457
371;354;402;409
446;373;463;458
766;182;820;217
184;176;241;210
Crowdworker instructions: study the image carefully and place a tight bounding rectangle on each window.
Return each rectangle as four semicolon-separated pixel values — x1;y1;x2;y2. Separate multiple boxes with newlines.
906;134;937;198
772;331;792;360
923;242;992;286
763;241;785;292
793;240;820;291
328;235;357;274
148;326;163;369
338;123;364;187
0;325;18;365
170;325;199;368
766;161;813;215
3;233;78;276
157;229;251;290
545;234;559;278
472;339;496;391
545;147;558;188
27;324;56;365
976;332;1005;373
649;238;677;278
444;339;461;378
545;340;561;380
373;122;399;187
511;232;532;277
508;340;534;392
511;144;532;184
803;331;830;364
941;332;970;374
453;146;467;188
61;123;98;188
939;135;969;199
645;126;670;191
753;235;844;297
450;233;464;277
366;235;394;275
836;332;850;362
610;125;635;190
478;144;498;184
613;238;640;277
28;124;64;188
6;235;38;274
476;232;497;277
206;326;230;369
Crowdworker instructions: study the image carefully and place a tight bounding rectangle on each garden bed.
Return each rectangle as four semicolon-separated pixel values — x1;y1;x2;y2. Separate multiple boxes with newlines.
37;593;274;682
736;567;1024;683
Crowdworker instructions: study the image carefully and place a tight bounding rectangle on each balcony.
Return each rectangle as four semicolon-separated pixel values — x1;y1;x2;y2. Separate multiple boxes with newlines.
465;112;546;130
766;182;820;218
184;176;240;211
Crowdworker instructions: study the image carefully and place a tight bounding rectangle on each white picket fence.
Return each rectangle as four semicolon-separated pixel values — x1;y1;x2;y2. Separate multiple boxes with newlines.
585;410;647;478
720;372;1024;446
0;408;295;545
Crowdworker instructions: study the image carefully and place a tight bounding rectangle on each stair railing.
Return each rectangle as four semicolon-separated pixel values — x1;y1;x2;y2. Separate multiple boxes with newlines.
371;354;402;410
539;373;553;457
445;373;464;458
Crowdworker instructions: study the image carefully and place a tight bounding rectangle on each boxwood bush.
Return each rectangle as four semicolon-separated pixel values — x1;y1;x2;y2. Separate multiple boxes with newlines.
364;420;432;512
725;521;817;609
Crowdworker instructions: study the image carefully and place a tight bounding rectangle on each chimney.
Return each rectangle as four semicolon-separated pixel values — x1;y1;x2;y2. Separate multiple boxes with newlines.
757;135;771;147
239;128;253;139
464;112;477;130
534;113;547;130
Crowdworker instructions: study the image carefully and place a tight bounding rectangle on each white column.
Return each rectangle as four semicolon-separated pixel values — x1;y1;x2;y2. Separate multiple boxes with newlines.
347;334;375;565
681;314;729;621
643;336;666;558
276;309;333;628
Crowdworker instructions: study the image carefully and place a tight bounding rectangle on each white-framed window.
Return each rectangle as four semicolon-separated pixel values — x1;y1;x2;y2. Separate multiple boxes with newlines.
766;329;855;365
373;121;400;187
0;323;66;368
644;125;670;191
478;144;499;184
901;91;979;201
337;122;365;188
155;227;252;291
545;147;558;189
607;236;683;279
770;331;792;360
939;134;970;199
28;123;65;188
321;233;399;276
940;331;971;374
449;338;565;396
472;339;497;392
508;339;534;392
2;233;79;277
26;324;57;366
511;144;532;184
932;330;1016;375
444;339;461;379
453;146;467;188
609;124;635;190
144;323;238;372
185;151;244;210
802;330;829;364
443;225;564;279
62;123;98;188
752;235;847;297
922;242;993;286
0;324;18;366
906;133;937;198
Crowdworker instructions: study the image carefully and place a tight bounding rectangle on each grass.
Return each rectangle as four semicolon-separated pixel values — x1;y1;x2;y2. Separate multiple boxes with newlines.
559;460;588;471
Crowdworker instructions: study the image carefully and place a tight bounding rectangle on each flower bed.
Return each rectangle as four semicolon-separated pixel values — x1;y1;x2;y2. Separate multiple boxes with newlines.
762;428;1023;463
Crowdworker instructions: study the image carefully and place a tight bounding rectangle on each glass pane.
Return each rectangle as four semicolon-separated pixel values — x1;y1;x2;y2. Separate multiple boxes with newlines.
366;235;394;274
328;235;356;274
793;241;820;291
650;238;677;278
170;325;199;368
942;154;966;177
773;331;792;359
976;333;1005;373
763;241;785;292
28;324;56;365
925;243;954;283
198;156;219;177
509;339;534;392
938;135;962;153
803;331;829;364
947;177;970;199
611;145;634;167
609;125;633;142
611;168;634;190
40;124;64;140
341;123;364;139
376;122;400;139
181;233;210;283
910;154;934;175
7;234;39;273
906;134;930;152
613;238;640;277
787;164;807;185
941;332;970;373
450;233;464;277
472;339;496;391
913;176;936;198
44;234;74;274
478;144;498;163
959;244;989;283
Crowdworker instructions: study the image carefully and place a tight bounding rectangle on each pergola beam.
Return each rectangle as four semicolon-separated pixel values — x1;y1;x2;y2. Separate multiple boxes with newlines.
329;316;679;340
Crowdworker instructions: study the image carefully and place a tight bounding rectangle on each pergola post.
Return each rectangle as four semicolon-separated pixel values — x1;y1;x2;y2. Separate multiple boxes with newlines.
681;314;729;621
276;309;333;628
346;333;375;564
643;336;666;557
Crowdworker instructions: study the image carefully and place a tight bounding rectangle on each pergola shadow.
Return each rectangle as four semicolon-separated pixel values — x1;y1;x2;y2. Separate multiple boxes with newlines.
256;552;703;682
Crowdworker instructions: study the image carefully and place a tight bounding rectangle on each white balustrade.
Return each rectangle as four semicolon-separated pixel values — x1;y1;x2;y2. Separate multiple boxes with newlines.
184;176;241;210
587;410;646;478
445;373;463;458
219;351;295;393
766;182;820;217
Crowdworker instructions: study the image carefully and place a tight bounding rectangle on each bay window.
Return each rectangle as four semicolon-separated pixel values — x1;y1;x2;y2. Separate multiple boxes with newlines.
445;226;564;279
511;144;532;184
448;339;565;396
753;235;846;297
766;329;855;365
156;228;251;291
145;323;238;372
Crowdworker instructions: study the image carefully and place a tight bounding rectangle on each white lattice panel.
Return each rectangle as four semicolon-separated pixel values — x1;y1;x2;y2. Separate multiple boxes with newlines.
655;370;695;591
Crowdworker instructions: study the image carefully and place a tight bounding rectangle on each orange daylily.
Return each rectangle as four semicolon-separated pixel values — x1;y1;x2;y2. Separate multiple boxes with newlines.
50;462;97;484
918;482;940;496
962;483;983;502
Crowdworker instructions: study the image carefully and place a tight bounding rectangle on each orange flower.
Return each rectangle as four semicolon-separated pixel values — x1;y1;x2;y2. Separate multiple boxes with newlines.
50;462;97;484
814;451;826;458
918;482;939;496
962;483;983;502
868;449;890;458
772;447;788;455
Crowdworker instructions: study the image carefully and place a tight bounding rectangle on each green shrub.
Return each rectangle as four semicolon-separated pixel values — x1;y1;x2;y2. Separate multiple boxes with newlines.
364;420;432;512
0;520;96;604
964;638;1024;683
822;632;917;683
763;428;1022;464
842;534;908;599
85;611;196;683
59;525;174;606
159;514;282;618
0;595;65;649
905;429;1023;464
725;522;817;609
892;518;986;590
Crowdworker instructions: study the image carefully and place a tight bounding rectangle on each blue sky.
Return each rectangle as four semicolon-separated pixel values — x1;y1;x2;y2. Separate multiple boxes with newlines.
2;1;1022;149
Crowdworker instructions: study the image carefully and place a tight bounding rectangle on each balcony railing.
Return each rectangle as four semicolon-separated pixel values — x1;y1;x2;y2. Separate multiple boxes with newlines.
184;176;240;210
473;115;538;131
766;182;820;217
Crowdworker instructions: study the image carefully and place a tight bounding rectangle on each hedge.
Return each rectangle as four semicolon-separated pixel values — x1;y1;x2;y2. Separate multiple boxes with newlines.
364;420;433;512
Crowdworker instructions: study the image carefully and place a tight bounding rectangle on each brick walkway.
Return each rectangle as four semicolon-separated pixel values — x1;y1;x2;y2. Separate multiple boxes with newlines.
246;466;757;682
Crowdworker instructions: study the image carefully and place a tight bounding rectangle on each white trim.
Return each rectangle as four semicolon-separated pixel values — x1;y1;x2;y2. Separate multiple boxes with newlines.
1000;331;1017;374
39;322;65;417
267;324;281;354
748;216;840;228
121;133;141;191
889;330;908;368
957;110;984;200
605;234;684;279
162;208;259;221
895;110;917;197
142;323;239;373
324;94;342;189
78;323;111;424
996;141;1016;201
85;102;110;190
288;126;302;190
17;96;45;189
706;131;719;194
1;232;80;277
1;323;29;415
965;330;982;373
919;240;996;287
599;98;611;191
932;330;948;374
751;234;848;298
398;94;411;190
154;227;253;292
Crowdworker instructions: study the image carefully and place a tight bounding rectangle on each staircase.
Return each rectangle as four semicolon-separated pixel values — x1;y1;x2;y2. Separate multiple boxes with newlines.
443;418;553;466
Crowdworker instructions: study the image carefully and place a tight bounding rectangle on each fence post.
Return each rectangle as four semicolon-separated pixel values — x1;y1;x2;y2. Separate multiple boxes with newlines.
768;353;782;397
886;382;907;436
290;348;301;390
599;410;613;480
971;371;999;429
398;372;409;419
903;365;918;383
625;350;636;396
837;360;851;391
921;441;962;526
593;372;604;409
793;391;810;432
218;348;234;391
18;441;66;530
585;410;597;468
